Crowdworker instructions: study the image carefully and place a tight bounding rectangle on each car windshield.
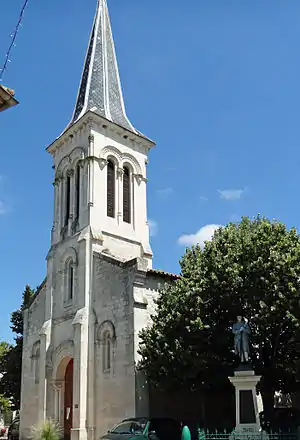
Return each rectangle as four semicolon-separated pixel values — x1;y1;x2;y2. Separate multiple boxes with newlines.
110;420;147;435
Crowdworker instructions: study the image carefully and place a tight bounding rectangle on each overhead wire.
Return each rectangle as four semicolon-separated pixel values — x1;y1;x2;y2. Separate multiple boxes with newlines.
0;0;29;81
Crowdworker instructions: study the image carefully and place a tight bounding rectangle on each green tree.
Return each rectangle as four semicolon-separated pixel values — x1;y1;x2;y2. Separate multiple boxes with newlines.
0;342;12;417
139;216;300;416
0;285;35;409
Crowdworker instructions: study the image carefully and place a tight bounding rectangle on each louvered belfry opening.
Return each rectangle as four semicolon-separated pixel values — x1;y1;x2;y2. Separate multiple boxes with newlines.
123;166;131;223
107;160;115;218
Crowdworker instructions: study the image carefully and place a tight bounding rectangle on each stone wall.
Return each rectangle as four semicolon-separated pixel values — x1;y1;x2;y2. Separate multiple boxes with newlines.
93;254;138;436
20;283;47;440
20;251;167;439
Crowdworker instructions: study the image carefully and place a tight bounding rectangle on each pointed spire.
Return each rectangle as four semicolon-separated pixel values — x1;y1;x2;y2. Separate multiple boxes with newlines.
70;0;138;134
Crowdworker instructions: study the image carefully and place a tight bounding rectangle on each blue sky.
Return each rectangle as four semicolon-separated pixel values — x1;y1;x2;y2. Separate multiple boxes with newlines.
1;0;300;341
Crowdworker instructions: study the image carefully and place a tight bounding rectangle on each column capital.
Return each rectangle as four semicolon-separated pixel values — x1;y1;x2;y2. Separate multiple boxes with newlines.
133;173;147;185
67;169;75;177
117;167;124;176
50;379;64;390
40;319;52;338
99;158;108;170
72;307;88;327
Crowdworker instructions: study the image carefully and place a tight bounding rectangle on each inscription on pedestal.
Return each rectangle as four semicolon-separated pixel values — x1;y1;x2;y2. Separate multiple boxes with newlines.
239;390;256;424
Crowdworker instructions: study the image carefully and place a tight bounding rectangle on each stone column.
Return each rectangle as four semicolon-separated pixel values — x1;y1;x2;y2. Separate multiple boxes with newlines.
86;313;95;440
87;135;95;209
52;380;63;423
60;177;65;230
51;180;58;243
71;308;89;440
67;169;74;235
37;320;52;424
133;174;152;268
78;161;85;227
117;167;124;225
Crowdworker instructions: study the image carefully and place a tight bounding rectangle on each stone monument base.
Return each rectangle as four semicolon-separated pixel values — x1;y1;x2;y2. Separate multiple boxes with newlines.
229;366;267;439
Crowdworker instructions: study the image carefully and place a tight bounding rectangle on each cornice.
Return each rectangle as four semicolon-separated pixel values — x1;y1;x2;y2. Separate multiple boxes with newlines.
46;115;93;155
46;112;155;157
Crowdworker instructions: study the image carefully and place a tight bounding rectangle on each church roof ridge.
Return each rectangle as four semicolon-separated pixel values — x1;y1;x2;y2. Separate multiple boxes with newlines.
67;0;141;136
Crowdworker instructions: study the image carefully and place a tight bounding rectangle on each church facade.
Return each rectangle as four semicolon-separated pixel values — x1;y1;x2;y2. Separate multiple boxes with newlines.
19;1;178;439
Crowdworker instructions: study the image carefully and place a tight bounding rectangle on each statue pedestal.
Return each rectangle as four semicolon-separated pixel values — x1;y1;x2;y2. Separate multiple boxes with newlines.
229;367;264;437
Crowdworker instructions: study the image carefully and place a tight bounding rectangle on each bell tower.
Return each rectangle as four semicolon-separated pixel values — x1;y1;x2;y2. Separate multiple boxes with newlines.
47;0;155;267
20;3;159;439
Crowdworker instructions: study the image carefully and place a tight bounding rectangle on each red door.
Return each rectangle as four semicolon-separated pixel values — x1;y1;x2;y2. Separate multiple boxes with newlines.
64;359;73;440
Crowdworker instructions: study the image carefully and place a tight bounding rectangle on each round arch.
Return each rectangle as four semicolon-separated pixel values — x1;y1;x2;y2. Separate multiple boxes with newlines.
53;340;74;380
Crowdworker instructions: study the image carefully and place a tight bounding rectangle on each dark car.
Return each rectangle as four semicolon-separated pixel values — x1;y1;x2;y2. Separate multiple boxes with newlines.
7;418;19;440
100;417;182;440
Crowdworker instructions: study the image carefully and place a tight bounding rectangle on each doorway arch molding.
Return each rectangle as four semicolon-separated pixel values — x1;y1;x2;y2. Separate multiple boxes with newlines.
53;340;74;380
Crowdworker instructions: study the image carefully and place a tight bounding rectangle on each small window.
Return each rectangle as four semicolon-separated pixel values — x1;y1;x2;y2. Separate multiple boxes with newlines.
123;166;131;223
65;175;71;226
75;164;81;220
103;330;111;372
68;263;74;300
107;160;115;218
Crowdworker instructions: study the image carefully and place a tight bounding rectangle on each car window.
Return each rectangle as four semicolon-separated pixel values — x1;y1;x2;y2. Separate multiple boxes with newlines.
111;420;145;435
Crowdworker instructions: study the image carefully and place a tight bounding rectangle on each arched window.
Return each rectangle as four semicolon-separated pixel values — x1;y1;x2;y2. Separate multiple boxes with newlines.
123;166;131;223
107;160;115;218
97;321;115;374
103;330;111;372
65;174;71;226
75;164;81;220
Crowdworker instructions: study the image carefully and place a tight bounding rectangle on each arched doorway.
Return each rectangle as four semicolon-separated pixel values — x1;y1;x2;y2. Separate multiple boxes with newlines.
64;359;73;440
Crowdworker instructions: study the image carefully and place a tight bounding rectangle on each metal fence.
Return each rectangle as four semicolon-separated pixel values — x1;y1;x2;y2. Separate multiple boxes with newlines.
198;431;297;440
181;426;299;440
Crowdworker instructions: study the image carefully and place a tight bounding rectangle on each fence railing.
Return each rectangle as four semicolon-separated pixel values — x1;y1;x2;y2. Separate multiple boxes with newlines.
181;426;299;440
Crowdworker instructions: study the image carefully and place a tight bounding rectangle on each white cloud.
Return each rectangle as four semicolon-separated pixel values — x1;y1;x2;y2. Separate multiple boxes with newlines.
0;201;7;215
148;219;158;237
200;196;208;201
218;189;245;200
229;214;240;222
178;224;222;248
156;187;173;198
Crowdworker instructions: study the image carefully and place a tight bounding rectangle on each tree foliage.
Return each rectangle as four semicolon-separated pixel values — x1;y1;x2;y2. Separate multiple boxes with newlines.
0;285;35;409
139;216;300;412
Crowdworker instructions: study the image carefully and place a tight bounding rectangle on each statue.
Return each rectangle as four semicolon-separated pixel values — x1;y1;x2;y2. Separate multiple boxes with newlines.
232;316;250;363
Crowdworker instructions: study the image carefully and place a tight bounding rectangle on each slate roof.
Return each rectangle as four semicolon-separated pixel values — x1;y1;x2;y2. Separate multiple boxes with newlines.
69;0;140;136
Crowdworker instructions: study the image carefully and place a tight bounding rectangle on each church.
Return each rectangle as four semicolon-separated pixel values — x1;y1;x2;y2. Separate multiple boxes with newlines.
19;1;178;439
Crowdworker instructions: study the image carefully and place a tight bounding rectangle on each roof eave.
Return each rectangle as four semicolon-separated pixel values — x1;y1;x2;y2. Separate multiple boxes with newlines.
0;85;19;112
147;268;180;281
